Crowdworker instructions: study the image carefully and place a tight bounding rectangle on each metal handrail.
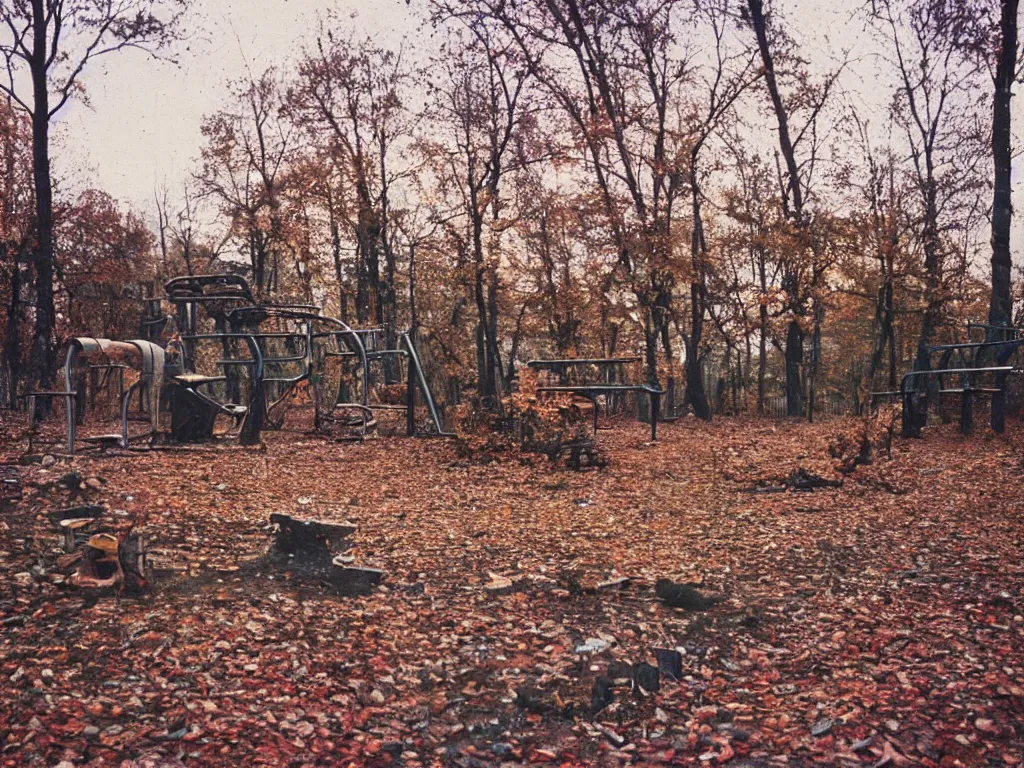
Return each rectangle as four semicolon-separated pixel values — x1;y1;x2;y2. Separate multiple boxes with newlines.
900;366;1013;394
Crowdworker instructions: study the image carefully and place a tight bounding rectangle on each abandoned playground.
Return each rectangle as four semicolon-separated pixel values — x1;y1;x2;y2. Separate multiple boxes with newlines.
0;275;1021;767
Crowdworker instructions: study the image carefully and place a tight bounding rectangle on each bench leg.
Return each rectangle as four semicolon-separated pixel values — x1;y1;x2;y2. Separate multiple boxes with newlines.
650;393;660;441
66;395;75;454
960;390;973;435
902;391;921;438
992;372;1008;434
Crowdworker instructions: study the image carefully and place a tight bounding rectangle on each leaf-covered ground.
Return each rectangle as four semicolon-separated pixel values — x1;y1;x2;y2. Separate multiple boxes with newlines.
1;416;1023;767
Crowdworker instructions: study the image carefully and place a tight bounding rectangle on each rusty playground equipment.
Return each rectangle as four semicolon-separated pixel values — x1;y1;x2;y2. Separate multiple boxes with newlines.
25;275;448;454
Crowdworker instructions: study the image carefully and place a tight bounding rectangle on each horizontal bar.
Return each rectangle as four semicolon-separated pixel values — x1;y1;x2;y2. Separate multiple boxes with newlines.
901;366;1013;394
527;358;642;367
930;339;1024;351
537;385;664;395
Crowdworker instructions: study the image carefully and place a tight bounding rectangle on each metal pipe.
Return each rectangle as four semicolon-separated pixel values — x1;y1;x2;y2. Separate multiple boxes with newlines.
64;344;78;454
401;332;446;435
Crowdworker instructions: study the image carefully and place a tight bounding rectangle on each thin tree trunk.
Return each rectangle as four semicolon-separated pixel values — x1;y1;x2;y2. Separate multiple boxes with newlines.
328;194;348;322
865;279;893;407
785;320;803;416
687;180;711;420
408;242;417;333
807;302;823;423
29;1;56;412
749;0;808;416
988;0;1018;331
3;243;21;409
758;311;767;415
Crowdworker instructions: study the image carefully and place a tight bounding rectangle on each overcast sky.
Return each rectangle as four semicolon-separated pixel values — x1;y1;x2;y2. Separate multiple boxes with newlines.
50;0;1021;247
54;0;424;212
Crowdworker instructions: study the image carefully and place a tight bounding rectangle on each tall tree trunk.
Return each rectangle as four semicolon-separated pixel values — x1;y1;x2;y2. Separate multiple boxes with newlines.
807;302;823;423
748;0;807;415
3;244;21;409
865;279;893;408
887;314;897;388
758;308;767;415
355;235;369;326
687;181;711;420
486;265;501;396
785;320;803;416
29;2;56;409
916;173;941;373
408;242;417;333
988;0;1018;331
330;215;348;322
757;250;768;415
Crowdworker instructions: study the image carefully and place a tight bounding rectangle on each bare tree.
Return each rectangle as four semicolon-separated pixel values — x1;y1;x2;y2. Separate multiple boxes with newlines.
197;70;292;299
679;0;759;419
0;0;186;399
289;29;412;359
744;0;841;417
869;0;988;373
987;0;1019;330
419;14;534;404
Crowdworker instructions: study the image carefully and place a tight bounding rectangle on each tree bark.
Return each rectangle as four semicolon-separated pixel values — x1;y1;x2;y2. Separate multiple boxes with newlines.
988;0;1018;331
785;320;803;417
29;0;56;409
748;0;806;416
2;243;21;409
758;304;767;415
807;302;823;423
687;177;711;420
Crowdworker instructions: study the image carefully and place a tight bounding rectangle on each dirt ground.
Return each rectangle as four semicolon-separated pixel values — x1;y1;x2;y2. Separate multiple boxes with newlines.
1;414;1023;767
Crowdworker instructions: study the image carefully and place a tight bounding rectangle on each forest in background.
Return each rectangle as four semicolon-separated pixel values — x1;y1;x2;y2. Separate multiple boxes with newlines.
0;0;1020;421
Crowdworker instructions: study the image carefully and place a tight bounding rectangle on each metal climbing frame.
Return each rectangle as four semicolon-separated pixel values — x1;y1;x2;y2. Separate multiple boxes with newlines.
322;326;448;437
165;278;447;441
40;274;449;452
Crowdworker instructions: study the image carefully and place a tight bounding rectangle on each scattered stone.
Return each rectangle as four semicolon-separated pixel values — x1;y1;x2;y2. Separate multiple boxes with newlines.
594;723;626;748
491;743;513;757
84;477;103;491
811;717;833;737
484;574;514;594
369;689;385;705
575;637;609;654
41;455;56;468
83;725;100;737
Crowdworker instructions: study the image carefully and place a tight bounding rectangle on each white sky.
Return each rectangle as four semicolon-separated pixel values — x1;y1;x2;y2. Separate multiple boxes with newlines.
54;0;424;211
